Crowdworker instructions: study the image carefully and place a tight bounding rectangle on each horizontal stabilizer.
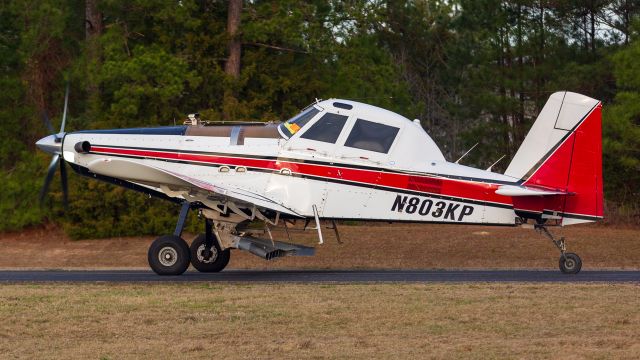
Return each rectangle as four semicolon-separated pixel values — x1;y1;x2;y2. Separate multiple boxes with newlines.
495;185;568;197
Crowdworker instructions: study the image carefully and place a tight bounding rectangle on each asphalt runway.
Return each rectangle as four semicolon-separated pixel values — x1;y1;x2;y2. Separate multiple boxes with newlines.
0;270;639;283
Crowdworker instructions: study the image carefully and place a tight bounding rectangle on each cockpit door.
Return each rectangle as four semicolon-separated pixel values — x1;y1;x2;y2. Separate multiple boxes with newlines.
282;112;350;160
270;111;351;216
333;118;403;168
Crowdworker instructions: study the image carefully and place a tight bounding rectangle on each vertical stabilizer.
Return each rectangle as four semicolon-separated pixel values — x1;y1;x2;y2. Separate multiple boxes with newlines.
505;91;603;224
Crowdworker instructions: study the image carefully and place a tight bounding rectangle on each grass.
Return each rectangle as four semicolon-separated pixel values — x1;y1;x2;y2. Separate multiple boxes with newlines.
0;283;639;359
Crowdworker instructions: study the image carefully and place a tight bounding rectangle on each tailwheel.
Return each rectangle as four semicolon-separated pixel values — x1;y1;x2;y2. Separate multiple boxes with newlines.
535;224;582;275
190;233;230;273
148;235;191;275
559;252;582;274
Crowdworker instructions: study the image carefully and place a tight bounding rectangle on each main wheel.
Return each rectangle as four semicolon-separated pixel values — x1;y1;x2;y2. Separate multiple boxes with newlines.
559;252;582;274
148;235;191;275
189;233;230;273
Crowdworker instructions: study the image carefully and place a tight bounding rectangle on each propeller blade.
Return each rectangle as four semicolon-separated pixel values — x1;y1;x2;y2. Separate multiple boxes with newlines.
41;111;54;134
39;154;60;205
60;83;69;133
60;158;69;210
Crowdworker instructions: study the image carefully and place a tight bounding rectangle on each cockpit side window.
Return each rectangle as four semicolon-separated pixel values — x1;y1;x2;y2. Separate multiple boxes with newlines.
278;107;320;139
300;113;348;144
344;119;399;153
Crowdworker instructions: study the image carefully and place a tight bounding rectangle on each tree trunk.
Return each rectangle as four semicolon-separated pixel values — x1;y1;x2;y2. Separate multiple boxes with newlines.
590;7;596;54
583;14;588;52
516;3;524;146
85;0;102;39
223;0;242;120
536;0;545;111
85;0;102;110
225;0;242;78
624;0;630;44
498;28;512;161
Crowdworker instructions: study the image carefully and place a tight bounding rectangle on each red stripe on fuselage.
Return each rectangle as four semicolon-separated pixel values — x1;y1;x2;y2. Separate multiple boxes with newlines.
89;146;512;206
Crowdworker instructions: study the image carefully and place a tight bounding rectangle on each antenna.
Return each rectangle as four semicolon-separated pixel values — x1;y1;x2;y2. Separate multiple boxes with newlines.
455;142;479;164
486;155;506;172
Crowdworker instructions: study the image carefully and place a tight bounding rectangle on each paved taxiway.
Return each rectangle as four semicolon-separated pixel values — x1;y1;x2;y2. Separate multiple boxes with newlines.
0;270;638;282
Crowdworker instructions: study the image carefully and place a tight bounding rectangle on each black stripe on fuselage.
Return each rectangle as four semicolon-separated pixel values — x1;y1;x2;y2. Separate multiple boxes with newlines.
319;218;517;227
542;210;602;221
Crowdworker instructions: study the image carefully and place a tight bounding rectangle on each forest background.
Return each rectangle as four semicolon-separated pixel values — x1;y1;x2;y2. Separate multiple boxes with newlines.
1;0;638;238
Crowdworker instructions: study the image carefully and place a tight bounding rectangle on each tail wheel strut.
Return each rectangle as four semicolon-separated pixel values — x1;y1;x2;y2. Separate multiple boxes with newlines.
535;224;582;274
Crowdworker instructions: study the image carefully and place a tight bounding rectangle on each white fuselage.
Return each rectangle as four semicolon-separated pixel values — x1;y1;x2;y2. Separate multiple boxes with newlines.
62;128;520;226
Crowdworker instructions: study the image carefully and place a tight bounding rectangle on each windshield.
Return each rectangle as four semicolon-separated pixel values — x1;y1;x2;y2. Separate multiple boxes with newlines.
278;106;321;139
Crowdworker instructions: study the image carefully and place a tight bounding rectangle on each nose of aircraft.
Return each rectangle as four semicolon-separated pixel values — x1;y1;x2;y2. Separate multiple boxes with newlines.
36;133;64;155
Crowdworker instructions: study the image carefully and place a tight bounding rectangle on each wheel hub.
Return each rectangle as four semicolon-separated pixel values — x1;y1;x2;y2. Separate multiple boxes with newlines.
158;246;178;267
197;244;218;263
564;258;576;270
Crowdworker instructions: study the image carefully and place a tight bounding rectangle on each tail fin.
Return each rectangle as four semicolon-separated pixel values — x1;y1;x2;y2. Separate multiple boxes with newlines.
505;91;603;225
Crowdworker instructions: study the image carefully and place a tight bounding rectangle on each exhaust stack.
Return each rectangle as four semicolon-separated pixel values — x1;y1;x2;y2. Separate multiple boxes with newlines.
235;237;315;260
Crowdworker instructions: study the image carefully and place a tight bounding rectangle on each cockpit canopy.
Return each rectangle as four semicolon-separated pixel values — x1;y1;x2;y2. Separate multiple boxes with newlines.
278;106;320;138
278;99;445;169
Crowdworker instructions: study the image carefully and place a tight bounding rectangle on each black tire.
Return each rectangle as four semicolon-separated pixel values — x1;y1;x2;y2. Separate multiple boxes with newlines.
559;252;582;274
148;235;191;275
189;233;230;273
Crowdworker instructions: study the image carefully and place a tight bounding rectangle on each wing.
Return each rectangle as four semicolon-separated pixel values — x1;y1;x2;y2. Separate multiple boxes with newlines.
86;158;301;216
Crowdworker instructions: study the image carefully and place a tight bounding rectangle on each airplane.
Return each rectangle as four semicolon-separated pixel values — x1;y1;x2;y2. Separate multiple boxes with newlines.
36;90;603;275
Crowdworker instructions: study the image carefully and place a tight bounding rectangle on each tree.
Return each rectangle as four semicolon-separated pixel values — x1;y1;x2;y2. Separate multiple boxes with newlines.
603;33;640;208
1;0;639;234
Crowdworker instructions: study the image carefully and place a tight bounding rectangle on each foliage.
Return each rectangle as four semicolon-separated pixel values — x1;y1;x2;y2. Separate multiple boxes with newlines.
603;31;640;205
0;0;639;236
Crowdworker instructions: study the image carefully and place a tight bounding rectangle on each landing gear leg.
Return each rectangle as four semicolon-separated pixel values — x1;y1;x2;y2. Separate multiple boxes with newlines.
202;219;214;260
173;201;191;237
148;202;191;275
535;224;582;274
